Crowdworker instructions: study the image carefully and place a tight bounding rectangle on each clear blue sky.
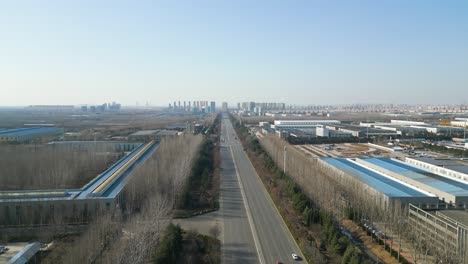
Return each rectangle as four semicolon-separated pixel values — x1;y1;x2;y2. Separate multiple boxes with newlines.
1;0;467;106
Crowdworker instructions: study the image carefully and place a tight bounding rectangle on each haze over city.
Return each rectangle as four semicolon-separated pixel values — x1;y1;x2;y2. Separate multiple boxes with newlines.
1;0;468;106
2;2;468;264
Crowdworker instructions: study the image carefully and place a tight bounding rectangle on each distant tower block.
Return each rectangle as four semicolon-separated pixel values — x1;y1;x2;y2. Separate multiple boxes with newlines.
183;101;186;111
174;101;177;109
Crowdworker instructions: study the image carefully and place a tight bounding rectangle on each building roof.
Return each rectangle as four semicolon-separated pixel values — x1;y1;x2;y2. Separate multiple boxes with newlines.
156;130;178;136
322;158;430;197
7;242;42;264
0;127;62;137
438;210;468;226
129;130;158;136
165;124;186;130
364;158;468;197
412;157;468;175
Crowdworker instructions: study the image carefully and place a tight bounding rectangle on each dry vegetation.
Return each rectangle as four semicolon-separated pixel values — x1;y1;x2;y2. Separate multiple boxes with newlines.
0;144;121;190
42;134;203;264
260;135;458;264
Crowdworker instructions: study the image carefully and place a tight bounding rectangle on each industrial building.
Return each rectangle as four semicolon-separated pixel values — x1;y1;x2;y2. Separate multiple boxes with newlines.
408;204;468;263
0;141;158;227
322;157;468;208
321;158;438;209
272;120;340;130
0;127;63;143
405;157;468;183
316;125;353;138
360;120;465;135
356;158;468;208
320;156;468;261
451;119;468;127
128;129;178;141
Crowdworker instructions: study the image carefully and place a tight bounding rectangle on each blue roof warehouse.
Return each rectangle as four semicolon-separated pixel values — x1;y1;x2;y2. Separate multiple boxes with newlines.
0;127;63;143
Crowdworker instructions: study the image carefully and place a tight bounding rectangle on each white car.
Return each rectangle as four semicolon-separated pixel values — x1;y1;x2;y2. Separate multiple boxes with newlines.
292;253;299;260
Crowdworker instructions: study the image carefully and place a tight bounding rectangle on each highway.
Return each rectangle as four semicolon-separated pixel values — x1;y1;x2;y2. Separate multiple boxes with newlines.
220;114;307;264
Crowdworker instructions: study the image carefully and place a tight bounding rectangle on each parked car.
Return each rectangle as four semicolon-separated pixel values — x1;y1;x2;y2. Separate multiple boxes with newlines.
292;253;300;260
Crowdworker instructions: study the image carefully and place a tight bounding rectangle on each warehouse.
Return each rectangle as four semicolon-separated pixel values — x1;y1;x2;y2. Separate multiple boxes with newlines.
356;158;468;208
409;204;468;263
128;129;178;141
272;119;340;129
320;158;438;209
327;124;399;137
316;125;353;138
406;157;468;183
0;141;158;227
0;127;63;143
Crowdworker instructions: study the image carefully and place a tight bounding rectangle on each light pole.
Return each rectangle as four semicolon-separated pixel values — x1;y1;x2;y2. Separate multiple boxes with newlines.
283;146;287;174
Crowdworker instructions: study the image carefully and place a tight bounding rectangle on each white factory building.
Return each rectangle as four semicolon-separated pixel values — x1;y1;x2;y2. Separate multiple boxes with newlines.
451;118;468;127
316;125;352;138
272;120;340;129
360;120;464;135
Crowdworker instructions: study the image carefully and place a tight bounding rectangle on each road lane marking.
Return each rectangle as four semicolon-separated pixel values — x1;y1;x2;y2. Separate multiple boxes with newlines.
229;145;266;264
228;118;308;263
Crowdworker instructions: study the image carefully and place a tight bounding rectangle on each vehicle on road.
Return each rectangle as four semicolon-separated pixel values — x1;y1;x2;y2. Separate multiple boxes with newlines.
292;253;300;260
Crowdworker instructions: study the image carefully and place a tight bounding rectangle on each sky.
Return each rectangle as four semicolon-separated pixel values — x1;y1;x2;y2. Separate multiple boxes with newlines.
0;0;467;106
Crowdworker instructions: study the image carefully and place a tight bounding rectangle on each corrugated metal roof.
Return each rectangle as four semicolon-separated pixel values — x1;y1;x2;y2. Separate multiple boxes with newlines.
322;158;429;197
413;157;468;174
365;158;468;196
0;127;62;137
7;242;42;264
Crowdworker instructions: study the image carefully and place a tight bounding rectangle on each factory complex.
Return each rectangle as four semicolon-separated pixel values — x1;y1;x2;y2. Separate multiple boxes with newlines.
257;119;465;140
0;140;159;227
0;127;63;143
322;157;468;209
319;155;468;262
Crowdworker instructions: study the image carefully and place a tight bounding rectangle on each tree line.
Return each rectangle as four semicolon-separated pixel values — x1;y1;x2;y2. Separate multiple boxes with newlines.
259;133;458;264
0;144;120;190
49;134;203;264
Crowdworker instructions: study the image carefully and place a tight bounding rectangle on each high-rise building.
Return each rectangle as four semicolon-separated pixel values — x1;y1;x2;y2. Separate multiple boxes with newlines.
222;102;228;111
210;101;216;113
184;101;186;111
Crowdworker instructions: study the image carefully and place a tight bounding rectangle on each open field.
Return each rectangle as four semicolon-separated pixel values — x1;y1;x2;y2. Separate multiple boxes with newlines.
0;108;210;141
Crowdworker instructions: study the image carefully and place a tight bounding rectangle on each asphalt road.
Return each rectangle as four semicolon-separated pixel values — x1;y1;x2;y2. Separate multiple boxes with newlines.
220;114;307;264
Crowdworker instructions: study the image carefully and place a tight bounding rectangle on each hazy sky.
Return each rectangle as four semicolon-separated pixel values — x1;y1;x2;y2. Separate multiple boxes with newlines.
1;1;467;106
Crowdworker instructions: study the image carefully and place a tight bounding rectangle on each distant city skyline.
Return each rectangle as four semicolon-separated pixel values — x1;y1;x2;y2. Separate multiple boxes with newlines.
1;1;467;106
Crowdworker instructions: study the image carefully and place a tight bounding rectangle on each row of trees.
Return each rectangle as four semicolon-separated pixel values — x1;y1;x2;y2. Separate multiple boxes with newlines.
260;134;459;263
419;142;468;158
232;119;364;263
179;113;221;212
0;144;120;190
52;134;203;264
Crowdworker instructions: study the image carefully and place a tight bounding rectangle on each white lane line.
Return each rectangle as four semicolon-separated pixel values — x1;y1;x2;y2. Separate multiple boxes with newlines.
241;148;308;262
229;145;266;264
